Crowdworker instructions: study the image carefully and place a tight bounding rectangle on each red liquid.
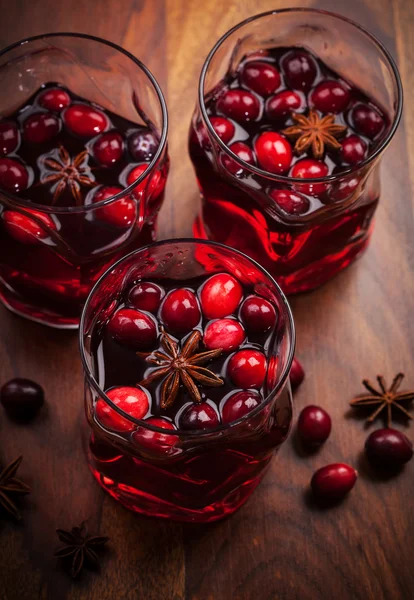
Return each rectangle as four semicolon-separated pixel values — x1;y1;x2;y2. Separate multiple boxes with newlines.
0;83;168;326
189;47;389;293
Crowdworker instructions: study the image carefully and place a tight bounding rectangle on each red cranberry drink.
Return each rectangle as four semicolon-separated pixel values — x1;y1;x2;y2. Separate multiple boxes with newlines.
190;10;402;293
80;240;295;523
0;34;168;327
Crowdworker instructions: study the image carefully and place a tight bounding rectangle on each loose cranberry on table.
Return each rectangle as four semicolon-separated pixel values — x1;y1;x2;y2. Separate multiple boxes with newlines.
0;121;19;155
216;89;261;123
227;349;267;389
92;186;136;228
310;80;351;114
289;357;304;391
209;116;235;144
0;158;29;193
38;87;71;112
351;103;385;139
128;128;159;162
203;318;245;351
240;60;281;96
291;159;328;196
269;189;310;216
266;90;302;121
23;113;60;144
128;282;164;314
0;378;44;421
161;289;201;334
340;135;367;166
200;273;243;319
179;402;220;430
222;142;255;175
3;209;56;244
240;295;277;332
107;307;157;349
311;463;357;501
281;50;318;91
221;390;262;424
132;417;177;453
297;405;332;447
93;132;124;166
365;428;413;469
96;386;150;433
254;132;292;174
64;104;108;137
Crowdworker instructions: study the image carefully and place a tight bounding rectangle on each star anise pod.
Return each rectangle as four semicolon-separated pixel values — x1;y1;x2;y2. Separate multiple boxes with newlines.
40;145;95;206
54;520;109;578
282;109;347;159
350;373;414;426
138;328;224;409
0;455;31;520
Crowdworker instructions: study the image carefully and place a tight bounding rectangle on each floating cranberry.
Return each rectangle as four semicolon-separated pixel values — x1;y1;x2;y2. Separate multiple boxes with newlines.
125;163;164;200
221;390;261;424
0;378;44;421
351;103;385;139
254;132;292;174
297;405;332;446
289;357;304;391
161;289;201;334
269;189;310;215
291;159;328;196
128;128;159;162
216;89;261;122
132;417;177;453
222;141;255;175
107;307;157;349
64;104;108;137
240;61;281;97
240;295;277;332
310;80;350;114
340;135;367;166
96;386;150;433
209;116;235;144
3;209;56;244
0;158;29;192
128;282;164;313
365;428;413;469
228;349;267;389
204;318;245;351
311;463;357;501
23;113;60;144
92;186;136;228
329;175;360;202
93;132;124;166
266;90;302;121
38;88;71;112
0;121;19;155
281;50;317;91
200;273;243;319
179;402;219;430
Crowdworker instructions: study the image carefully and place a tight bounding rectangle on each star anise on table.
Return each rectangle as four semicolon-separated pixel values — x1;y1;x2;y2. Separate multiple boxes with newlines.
350;373;414;426
54;521;109;578
138;328;224;409
282;109;347;159
40;145;95;206
0;455;31;520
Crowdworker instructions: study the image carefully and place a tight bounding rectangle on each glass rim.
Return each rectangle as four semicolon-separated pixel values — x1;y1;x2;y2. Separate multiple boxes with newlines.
0;31;168;214
79;238;296;438
198;7;403;184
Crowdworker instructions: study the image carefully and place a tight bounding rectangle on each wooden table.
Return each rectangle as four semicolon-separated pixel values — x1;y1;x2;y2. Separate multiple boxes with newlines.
1;1;413;598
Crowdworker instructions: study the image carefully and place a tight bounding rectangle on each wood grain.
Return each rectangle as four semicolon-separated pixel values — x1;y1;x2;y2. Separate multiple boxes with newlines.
0;1;413;599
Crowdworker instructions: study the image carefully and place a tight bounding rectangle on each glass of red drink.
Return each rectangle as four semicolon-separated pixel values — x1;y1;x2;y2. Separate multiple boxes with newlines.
0;33;168;328
80;239;294;523
189;9;402;293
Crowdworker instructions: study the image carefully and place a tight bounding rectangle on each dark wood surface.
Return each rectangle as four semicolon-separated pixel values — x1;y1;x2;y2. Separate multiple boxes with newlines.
0;1;413;599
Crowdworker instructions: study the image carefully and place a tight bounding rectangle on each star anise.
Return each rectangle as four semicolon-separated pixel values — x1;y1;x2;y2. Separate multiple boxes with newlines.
350;373;414;426
40;145;95;206
138;328;224;409
54;520;109;578
0;455;31;520
282;109;347;159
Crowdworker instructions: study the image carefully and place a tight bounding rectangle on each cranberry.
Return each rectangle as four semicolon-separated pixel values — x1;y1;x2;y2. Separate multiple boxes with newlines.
23;113;60;144
266;90;302;121
297;405;332;446
291;159;328;196
92;186;136;228
128;282;164;313
216;89;261;122
64;104;108;137
132;417;177;453
125;164;163;199
107;307;157;349
38;88;71;112
240;61;281;96
0;121;19;155
311;463;357;501
289;357;304;391
351;103;385;138
365;428;413;469
240;296;277;332
179;402;219;430
310;80;350;114
0;378;44;421
254;132;292;174
269;189;310;215
0;158;29;193
203;318;245;351
96;386;150;433
93;132;124;165
227;349;267;389
282;50;317;91
222;142;255;175
3;209;56;244
329;176;360;202
161;289;201;334
221;390;261;424
340;135;367;166
200;273;243;319
128;128;158;162
209;116;235;144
